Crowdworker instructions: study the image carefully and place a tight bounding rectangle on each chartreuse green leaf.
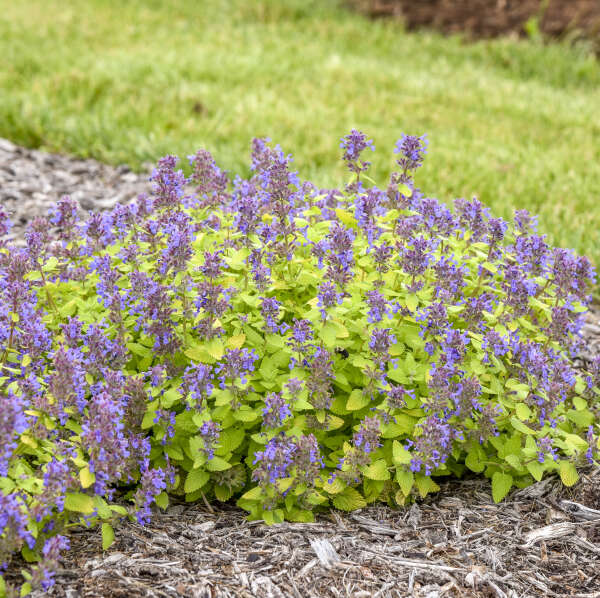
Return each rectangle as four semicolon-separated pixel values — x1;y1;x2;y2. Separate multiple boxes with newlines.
491;472;513;502
346;389;370;411
64;492;95;514
214;485;234;502
184;469;210;494
414;475;440;498
286;508;315;523
363;459;390;481
526;460;544;482
79;467;95;489
333;487;367;511
465;445;486;473
322;477;345;495
396;469;414;496
101;523;115;551
392;440;412;465
240;486;263;501
559;461;579;487
155;492;169;509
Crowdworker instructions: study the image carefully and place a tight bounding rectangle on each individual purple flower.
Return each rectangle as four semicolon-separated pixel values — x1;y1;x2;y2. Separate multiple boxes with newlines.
252;433;297;485
30;458;74;522
134;465;172;525
158;210;195;275
416;302;449;339
395;214;423;240
481;330;509;362
551;248;595;301
49;195;79;240
369;328;397;357
80;211;115;254
461;294;495;331
536;436;559;463
200;250;226;280
398;235;432;285
261;296;284;333
262;392;292;428
80;391;130;498
394;134;428;172
181;363;214;409
0;207;12;239
514;209;538;233
148;364;167;387
42;534;70;560
432;255;466;300
323;222;356;288
150;155;187;210
415;197;456;235
337;416;383;482
0;390;28;477
153;409;176;446
214;348;259;388
252;433;323;491
487;217;507;245
386;385;415;409
454;198;490;242
287;318;314;355
285;377;304;399
586;426;597;464
188;149;229;207
371;241;393;274
317;281;343;320
47;346;88;420
340;129;375;175
513;234;549;276
365;289;389;324
0;491;36;568
198;420;221;460
353;416;382;454
306;347;335;410
406;415;461;476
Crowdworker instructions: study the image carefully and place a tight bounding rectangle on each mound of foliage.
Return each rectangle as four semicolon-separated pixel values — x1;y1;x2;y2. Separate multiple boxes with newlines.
1;130;599;595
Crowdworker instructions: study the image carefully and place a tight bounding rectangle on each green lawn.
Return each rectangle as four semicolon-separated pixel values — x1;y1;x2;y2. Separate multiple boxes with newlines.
1;0;599;263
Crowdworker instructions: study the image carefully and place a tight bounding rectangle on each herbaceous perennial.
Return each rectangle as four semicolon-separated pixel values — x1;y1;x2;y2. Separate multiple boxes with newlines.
0;131;599;595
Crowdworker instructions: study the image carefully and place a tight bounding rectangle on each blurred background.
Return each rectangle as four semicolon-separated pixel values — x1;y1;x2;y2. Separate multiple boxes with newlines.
1;0;599;261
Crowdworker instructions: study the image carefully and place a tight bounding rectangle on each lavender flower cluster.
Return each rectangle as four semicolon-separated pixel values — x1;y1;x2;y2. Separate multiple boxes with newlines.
1;130;599;590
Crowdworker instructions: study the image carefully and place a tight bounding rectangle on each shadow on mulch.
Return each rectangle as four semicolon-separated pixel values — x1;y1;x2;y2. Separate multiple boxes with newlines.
6;469;599;598
350;0;600;51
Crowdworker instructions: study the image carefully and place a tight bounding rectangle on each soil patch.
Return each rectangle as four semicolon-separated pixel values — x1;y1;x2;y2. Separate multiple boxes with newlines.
350;0;600;46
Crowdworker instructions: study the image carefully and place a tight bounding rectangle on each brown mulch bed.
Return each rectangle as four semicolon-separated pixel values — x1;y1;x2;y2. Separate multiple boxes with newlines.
2;141;600;597
350;0;600;46
7;471;599;598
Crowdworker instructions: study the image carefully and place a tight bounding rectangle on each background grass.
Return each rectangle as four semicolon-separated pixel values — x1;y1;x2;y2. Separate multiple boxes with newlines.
1;0;599;263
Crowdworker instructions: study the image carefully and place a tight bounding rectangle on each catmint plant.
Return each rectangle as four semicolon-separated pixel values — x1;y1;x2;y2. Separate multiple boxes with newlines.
0;130;598;593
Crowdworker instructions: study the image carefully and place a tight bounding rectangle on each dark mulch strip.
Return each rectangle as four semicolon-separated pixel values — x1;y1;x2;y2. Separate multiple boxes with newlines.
350;0;600;46
5;470;598;598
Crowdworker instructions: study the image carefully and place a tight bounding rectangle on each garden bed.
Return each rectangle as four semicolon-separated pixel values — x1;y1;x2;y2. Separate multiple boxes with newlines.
350;0;600;48
2;139;600;597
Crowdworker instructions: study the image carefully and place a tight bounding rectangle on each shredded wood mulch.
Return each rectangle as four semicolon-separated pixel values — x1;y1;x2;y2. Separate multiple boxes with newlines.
14;470;600;598
2;140;600;597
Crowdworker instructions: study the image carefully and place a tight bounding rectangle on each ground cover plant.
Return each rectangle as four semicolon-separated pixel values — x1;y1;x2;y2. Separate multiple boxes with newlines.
1;0;600;264
1;131;599;596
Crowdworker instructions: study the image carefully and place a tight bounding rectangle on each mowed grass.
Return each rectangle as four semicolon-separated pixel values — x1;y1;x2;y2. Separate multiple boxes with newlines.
1;0;599;263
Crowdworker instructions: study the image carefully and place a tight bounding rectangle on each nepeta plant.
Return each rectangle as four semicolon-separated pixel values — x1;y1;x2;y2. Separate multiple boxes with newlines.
1;131;599;596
